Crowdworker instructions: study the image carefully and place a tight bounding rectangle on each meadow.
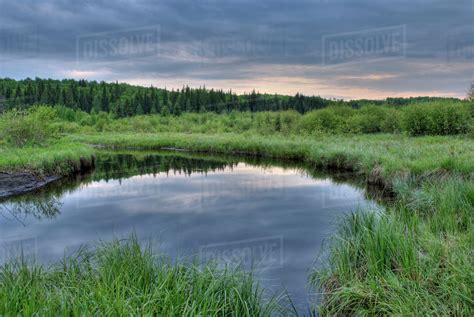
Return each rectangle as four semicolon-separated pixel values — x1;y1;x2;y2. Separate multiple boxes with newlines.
0;101;473;315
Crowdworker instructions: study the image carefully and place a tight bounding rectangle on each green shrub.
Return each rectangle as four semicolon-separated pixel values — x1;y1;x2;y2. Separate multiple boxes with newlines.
357;106;388;133
299;108;342;134
278;110;301;135
0;106;58;147
49;121;82;134
429;103;470;135
403;105;434;136
380;108;402;133
56;105;77;122
403;103;470;136
254;112;283;135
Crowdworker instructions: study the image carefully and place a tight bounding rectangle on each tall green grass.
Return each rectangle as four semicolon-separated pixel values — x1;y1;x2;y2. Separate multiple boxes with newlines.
0;105;95;175
0;141;94;175
68;132;474;179
311;176;473;316
0;236;288;316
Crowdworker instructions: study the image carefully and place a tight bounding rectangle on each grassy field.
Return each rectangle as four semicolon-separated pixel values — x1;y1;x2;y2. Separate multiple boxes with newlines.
0;105;473;315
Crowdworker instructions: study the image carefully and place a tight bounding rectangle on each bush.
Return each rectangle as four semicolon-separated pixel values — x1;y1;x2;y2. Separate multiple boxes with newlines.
0;106;58;147
403;103;470;136
358;106;388;133
403;105;433;136
300;108;342;134
380;108;402;133
254;112;282;135
278;110;301;135
429;103;470;135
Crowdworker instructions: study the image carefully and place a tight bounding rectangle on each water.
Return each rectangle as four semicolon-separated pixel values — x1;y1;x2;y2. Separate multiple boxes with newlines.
0;150;380;314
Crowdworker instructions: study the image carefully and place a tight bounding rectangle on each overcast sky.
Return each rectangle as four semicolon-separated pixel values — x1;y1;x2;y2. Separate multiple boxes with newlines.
0;0;472;99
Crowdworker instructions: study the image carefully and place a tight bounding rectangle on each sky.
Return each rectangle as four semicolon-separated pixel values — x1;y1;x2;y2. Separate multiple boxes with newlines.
0;0;472;100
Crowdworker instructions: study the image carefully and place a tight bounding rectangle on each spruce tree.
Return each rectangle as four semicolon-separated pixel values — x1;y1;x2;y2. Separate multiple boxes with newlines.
136;103;144;115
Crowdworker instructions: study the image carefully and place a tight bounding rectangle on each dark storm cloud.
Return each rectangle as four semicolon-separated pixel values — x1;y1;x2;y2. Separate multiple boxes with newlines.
0;0;472;98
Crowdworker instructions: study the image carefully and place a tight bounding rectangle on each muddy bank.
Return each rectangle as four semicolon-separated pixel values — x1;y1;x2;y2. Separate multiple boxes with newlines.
0;173;63;198
0;156;95;199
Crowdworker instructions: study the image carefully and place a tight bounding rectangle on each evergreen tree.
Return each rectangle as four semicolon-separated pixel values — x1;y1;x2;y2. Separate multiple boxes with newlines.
150;103;158;114
1;77;454;116
136;103;144;115
162;89;169;108
161;104;170;116
100;84;109;112
91;95;102;112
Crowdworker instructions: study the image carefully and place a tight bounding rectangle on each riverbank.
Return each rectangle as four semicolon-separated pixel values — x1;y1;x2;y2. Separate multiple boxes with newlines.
0;142;95;198
1;132;473;315
69;132;473;183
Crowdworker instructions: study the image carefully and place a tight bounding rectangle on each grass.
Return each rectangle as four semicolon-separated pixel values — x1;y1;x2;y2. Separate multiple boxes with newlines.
0;141;94;175
311;178;473;315
68;132;474;180
0;236;289;316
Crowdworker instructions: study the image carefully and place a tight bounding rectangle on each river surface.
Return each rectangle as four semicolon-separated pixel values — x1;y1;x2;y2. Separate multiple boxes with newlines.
0;150;380;314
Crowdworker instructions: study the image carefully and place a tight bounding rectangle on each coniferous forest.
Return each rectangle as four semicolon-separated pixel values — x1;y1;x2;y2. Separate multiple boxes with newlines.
0;78;460;117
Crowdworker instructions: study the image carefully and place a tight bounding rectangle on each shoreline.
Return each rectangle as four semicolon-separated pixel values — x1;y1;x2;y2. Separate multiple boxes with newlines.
0;155;95;199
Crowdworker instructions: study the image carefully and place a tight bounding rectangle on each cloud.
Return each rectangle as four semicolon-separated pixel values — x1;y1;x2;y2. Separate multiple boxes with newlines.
0;0;472;99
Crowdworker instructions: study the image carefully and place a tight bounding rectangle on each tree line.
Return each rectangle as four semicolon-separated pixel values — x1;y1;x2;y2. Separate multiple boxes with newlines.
0;77;461;117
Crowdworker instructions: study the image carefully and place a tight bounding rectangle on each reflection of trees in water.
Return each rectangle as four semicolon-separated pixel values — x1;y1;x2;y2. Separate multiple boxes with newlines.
0;151;388;223
303;167;392;204
0;194;62;225
95;151;389;203
94;153;233;182
0;175;86;224
0;154;235;223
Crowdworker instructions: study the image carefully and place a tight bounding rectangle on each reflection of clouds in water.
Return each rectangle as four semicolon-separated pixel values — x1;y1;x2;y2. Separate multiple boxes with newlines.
65;163;359;213
0;235;37;264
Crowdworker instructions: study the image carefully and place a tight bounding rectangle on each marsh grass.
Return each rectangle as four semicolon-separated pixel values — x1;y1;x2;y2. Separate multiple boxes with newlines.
0;141;94;175
312;177;473;316
68;132;474;179
0;236;289;316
